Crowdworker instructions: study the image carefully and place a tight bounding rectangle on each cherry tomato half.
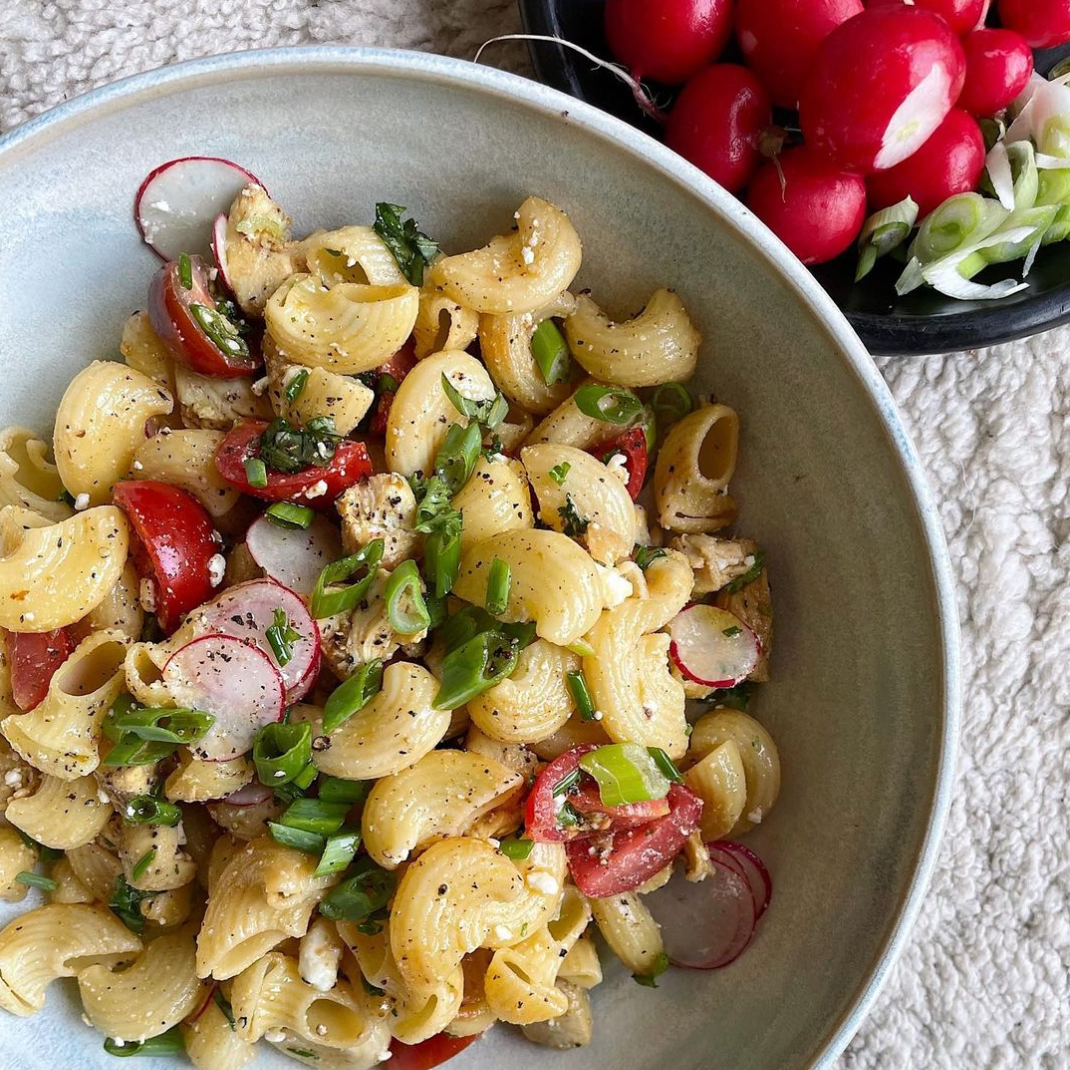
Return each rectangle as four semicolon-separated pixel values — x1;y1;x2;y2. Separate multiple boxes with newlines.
566;783;705;898
113;479;218;634
370;339;419;436
592;426;648;500
386;1033;482;1070
9;629;73;711
215;420;374;505
148;254;260;378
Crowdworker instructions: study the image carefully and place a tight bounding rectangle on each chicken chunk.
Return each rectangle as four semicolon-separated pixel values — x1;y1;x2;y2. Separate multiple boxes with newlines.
669;534;760;596
174;363;272;431
336;473;421;570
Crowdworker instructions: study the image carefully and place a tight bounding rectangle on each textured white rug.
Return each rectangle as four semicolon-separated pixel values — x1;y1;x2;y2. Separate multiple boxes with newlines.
2;2;1068;1068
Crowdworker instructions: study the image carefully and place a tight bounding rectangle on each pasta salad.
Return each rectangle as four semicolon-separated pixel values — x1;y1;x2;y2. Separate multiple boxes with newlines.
0;158;780;1069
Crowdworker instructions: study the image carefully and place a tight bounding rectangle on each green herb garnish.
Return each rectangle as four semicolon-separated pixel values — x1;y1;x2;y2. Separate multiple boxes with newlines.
373;202;439;286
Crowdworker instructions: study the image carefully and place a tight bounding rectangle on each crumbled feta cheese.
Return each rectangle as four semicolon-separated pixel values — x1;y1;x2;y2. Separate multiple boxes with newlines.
97;790;110;805
132;460;144;471
316;1024;328;1036
605;452;629;484
264;1028;287;1043
3;770;21;788
74;493;90;511
493;924;513;942
747;808;763;825
304;479;329;499
251;376;271;396
207;553;226;587
377;1050;393;1063
743;554;756;568
299;921;341;992
594;563;633;609
22;612;34;623
526;871;559;896
593;711;603;721
520;245;535;265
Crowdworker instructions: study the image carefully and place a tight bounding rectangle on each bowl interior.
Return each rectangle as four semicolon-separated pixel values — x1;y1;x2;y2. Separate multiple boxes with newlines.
520;0;1070;356
0;50;954;1070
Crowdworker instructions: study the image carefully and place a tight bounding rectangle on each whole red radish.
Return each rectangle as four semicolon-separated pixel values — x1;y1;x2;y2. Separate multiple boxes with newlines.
605;0;734;84
800;7;966;173
666;65;773;193
864;0;986;36
866;109;985;217
746;149;867;265
998;0;1070;50
958;29;1034;117
735;0;864;108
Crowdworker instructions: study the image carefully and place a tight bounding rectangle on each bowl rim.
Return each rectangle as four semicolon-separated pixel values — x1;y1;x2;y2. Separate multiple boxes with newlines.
0;45;961;1069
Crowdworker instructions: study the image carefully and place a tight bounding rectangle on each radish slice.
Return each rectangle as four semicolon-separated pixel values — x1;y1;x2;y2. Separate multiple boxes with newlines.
211;212;233;292
709;841;772;921
667;604;760;689
645;858;757;969
190;579;320;701
162;634;285;761
135;156;263;261
222;781;272;807
246;514;342;597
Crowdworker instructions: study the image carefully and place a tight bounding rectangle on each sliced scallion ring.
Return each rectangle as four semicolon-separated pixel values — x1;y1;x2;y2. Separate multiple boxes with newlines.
573;383;643;425
384;559;431;635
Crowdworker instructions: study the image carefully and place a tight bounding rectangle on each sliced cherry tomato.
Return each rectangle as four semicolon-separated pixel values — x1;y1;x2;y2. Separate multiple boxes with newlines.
525;745;600;842
566;783;704;898
569;781;671;828
215;420;373;505
9;629;73;711
148;254;260;378
386;1033;481;1070
370;339;419;437
113;479;218;634
592;426;648;500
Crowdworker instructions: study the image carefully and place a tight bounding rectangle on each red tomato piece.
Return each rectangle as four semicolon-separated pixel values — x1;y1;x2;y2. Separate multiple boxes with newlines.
370;339;419;437
958;29;1034;118
386;1033;481;1070
592;427;648;500
148;254;260;378
525;745;600;842
866;109;986;218
569;782;671;828
566;783;705;898
997;0;1070;50
665;65;772;194
215;420;373;505
112;480;218;634
9;629;73;711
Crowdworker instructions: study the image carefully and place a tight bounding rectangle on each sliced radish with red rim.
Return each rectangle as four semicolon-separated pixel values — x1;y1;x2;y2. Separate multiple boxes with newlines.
221;781;273;807
246;514;342;597
162;634;285;761
667;604;760;688
135;156;263;261
708;840;772;921
644;857;757;969
190;579;320;701
211;213;233;293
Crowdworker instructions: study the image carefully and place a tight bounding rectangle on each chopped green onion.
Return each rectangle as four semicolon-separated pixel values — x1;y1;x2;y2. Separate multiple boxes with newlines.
101;736;178;768
268;822;326;854
287;1048;318;1060
244;456;268;488
722;625;742;638
703;680;755;712
723;550;765;593
253;721;313;785
384;559;431;635
633;545;666;571
123;795;182;827
318;777;370;804
648;747;683;784
553;769;581;797
566;638;595;657
285;368;310;404
310;540;385;619
131;848;157;882
177;253;193;290
319;857;396;922
548;462;571;485
909;193;1007;265
578;743;670;807
214;989;237;1031
189;303;250;358
373;202;439;287
573;383;643;425
378;373;400;394
265;502;315;529
438;606;535;655
856;197;920;282
485;558;511;616
566;670;596;721
441;374;509;429
15;871;57;891
315;829;362;876
104;1027;185;1058
425;525;462;599
435;422;482;494
531;319;572;386
632;951;670;988
281;797;350;835
323;660;384;734
434;630;522;710
106;702;216;745
499;837;534;860
649;382;693;426
266;608;302;668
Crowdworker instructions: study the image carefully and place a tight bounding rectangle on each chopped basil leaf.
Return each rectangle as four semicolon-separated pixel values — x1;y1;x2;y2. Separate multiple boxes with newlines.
703;680;756;711
258;416;341;474
440;374;509;430
214;988;237;1031
723;551;766;593
722;625;742;638
373;202;439;286
632;951;670;987
633;545;666;571
558;495;589;538
108;875;156;934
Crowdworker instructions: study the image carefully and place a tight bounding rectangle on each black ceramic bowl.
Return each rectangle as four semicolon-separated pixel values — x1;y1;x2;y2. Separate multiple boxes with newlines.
518;0;1070;355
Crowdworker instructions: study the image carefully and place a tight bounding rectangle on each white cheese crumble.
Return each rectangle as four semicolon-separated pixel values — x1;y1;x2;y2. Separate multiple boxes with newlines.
493;924;513;942
304;479;329;499
520;245;535;265
132;460;144;471
594;563;633;609
251;376;271;396
207;553;226;588
526;871;559;896
747;808;763;825
605;452;629;484
377;1050;393;1063
3;770;22;788
299;922;340;992
74;493;91;511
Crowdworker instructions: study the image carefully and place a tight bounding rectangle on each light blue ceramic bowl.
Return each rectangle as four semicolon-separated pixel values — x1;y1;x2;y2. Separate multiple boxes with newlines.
0;47;959;1070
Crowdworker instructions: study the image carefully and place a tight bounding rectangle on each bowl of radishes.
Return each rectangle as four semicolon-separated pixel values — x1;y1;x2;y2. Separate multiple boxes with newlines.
519;0;1070;354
